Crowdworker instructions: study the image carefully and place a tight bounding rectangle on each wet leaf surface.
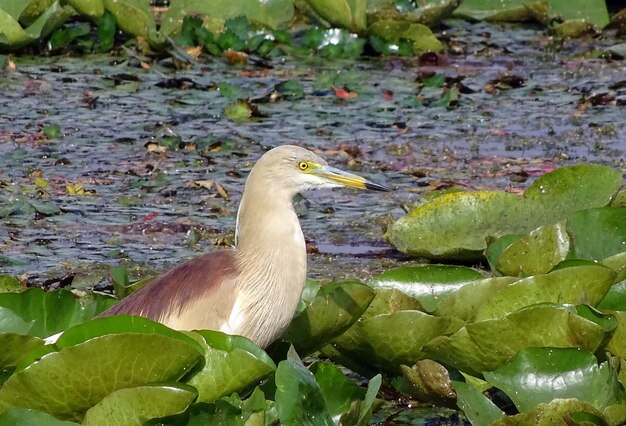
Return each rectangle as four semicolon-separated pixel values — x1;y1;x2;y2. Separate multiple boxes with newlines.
0;333;203;421
424;304;611;376
484;348;625;412
368;265;483;312
282;280;375;355
387;165;622;260
185;330;276;403
82;383;198;426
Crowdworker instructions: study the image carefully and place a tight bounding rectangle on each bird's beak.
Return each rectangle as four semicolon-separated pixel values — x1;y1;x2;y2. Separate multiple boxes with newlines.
314;165;389;191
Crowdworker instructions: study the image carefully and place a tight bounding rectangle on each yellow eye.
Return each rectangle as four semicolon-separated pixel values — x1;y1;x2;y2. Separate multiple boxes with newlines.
298;161;309;171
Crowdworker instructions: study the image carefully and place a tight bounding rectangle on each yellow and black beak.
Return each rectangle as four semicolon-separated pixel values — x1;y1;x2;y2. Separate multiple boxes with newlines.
313;165;388;192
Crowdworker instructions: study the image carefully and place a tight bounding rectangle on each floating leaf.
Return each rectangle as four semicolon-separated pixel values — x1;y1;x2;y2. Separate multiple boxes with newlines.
275;350;334;426
0;289;116;338
368;19;442;53
474;265;615;321
0;407;78;425
400;360;456;406
607;312;626;358
82;383;197;426
186;331;275;403
0;275;23;293
0;333;44;370
433;277;518;321
453;380;504;426
484;348;625;412
387;165;622;260
424;304;610;376
333;310;463;372
492;398;604;425
0;333;203;421
310;361;365;418
368;265;482;312
283;280;374;355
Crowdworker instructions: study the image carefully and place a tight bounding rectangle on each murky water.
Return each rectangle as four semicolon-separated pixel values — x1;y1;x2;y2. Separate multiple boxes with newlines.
1;21;625;286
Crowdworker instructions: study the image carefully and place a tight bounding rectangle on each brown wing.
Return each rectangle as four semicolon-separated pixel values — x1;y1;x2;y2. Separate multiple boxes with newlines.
100;250;239;330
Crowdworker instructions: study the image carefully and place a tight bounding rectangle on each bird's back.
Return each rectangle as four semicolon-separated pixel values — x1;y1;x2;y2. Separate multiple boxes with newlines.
100;250;239;332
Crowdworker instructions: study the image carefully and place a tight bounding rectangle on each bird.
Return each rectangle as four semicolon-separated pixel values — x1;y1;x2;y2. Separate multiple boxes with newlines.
99;145;388;348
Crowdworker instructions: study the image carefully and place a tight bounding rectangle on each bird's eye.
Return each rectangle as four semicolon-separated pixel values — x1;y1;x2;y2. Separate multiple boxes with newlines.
298;161;309;171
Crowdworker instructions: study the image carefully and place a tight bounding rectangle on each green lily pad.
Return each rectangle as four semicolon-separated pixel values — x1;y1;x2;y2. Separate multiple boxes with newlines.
453;380;504;426
424;304;610;376
495;221;570;276
485;233;522;271
454;0;609;29
56;315;204;353
387;165;622;260
333;310;464;372
497;209;626;276
368;265;482;312
0;333;44;369
484;348;625;412
603;252;626;282
0;275;23;293
82;383;198;426
607;312;626;358
275;349;334;426
474;265;615;321
368;19;443;53
282;281;375;355
0;333;203;421
160;0;294;36
0;288;116;338
0;0;75;47
598;280;626;312
0;407;79;425
310;361;365;418
102;0;155;39
66;0;104;20
433;277;518;321
492;398;605;425
302;0;365;33
310;360;382;425
186;330;275;403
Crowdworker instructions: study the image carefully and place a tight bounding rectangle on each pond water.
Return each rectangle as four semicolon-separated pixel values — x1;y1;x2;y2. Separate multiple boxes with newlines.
0;21;624;287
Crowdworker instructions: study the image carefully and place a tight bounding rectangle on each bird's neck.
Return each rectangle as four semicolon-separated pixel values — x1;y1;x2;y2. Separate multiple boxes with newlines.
232;185;307;345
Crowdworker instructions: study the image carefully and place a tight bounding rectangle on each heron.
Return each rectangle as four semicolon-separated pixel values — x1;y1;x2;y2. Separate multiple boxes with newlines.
100;145;387;348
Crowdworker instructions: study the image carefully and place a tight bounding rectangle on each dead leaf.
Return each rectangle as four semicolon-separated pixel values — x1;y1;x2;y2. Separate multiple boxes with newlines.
224;50;248;65
194;180;215;190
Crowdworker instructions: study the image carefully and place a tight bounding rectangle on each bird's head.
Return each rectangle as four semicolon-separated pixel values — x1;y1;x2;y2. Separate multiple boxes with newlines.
252;145;388;194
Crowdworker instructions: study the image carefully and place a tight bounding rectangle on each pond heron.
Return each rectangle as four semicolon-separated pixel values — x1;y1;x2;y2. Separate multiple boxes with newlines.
100;145;387;347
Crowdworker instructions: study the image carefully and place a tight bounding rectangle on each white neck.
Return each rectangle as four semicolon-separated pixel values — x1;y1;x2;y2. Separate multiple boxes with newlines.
232;182;307;347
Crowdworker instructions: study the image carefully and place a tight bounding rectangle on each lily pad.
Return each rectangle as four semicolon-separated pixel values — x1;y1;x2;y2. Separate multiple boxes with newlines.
275;349;334;426
0;333;44;369
333;310;464;372
160;0;294;36
495;208;626;276
474;265;615;321
82;383;198;426
368;265;482;312
0;333;203;421
453;380;504;426
424;304;611;376
0;407;79;425
283;281;375;355
386;165;622;260
433;277;518;321
492;398;605;425
454;0;609;29
186;330;276;403
0;275;23;293
0;288;116;338
368;19;443;53
606;312;626;358
309;360;382;425
303;0;366;34
484;348;625;412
